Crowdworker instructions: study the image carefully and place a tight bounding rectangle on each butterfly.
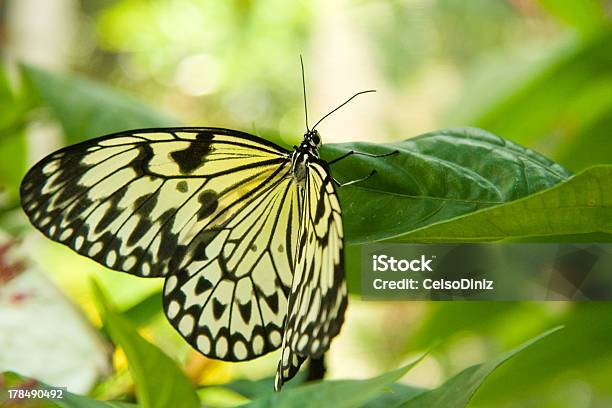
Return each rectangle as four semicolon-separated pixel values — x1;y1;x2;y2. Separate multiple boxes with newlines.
19;64;392;389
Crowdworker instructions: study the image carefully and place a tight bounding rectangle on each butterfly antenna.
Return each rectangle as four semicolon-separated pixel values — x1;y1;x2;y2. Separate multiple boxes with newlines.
300;55;310;131
312;89;376;130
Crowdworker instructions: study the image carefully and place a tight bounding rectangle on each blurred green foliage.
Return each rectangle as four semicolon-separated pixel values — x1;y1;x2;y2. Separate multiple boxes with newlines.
23;66;177;144
0;322;562;407
92;281;200;408
1;0;612;407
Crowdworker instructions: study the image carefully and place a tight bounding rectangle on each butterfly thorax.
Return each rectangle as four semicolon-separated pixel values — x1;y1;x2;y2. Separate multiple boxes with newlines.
291;129;321;184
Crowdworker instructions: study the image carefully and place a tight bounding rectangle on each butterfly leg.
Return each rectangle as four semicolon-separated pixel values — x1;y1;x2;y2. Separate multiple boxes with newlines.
328;149;398;165
333;170;376;187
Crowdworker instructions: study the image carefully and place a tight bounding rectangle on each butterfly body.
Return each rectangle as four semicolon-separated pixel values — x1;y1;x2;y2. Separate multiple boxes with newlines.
290;129;321;184
20;126;346;391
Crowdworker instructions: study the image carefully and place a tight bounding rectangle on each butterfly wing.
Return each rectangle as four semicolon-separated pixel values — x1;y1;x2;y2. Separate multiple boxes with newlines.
275;159;348;391
21;128;301;361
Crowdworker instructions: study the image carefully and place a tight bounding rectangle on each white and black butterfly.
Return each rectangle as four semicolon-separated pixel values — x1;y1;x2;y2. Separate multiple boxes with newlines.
20;71;392;389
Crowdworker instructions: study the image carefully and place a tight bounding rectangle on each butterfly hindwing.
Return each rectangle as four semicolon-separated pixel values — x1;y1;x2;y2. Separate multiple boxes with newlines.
275;160;347;390
163;170;302;361
21;128;301;360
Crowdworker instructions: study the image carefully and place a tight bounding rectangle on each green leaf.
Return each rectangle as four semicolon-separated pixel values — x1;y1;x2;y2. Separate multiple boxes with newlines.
362;383;425;408
397;327;563;408
394;165;611;242
241;356;424;408
91;281;200;408
468;303;612;406
0;64;32;133
21;65;177;144
219;371;306;399
0;371;138;408
0;65;29;203
0;129;27;201
321;127;571;244
121;290;163;328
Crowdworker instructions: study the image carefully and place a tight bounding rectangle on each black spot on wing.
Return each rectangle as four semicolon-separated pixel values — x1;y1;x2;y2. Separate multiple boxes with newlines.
195;276;213;294
133;142;154;173
156;210;179;260
134;192;158;216
196;131;215;142
54;154;87;187
314;190;327;221
66;196;92;221
55;181;87;206
94;186;128;233
197;190;219;220
168;245;188;272
127;217;152;246
238;301;252;323
170;139;212;174
213;297;227;320
94;205;122;234
299;229;307;250
176;181;188;192
265;292;279;314
190;229;221;262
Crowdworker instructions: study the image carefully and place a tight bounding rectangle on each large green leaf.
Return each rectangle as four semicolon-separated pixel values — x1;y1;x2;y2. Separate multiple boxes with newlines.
393;165;611;242
91;281;200;408
21;65;177;144
241;357;424;408
397;327;563;408
321;128;571;244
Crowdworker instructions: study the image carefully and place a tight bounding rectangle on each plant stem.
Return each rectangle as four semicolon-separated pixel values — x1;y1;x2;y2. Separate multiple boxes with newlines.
307;356;326;382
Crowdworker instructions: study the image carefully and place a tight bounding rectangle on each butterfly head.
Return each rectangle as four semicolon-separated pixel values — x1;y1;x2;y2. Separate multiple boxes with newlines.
303;129;321;150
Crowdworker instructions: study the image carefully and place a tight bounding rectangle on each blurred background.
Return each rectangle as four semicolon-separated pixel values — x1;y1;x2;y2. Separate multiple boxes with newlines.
1;0;612;407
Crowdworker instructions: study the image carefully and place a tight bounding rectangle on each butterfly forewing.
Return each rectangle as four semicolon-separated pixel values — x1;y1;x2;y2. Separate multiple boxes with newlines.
275;159;347;390
21;128;302;361
21;129;287;276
